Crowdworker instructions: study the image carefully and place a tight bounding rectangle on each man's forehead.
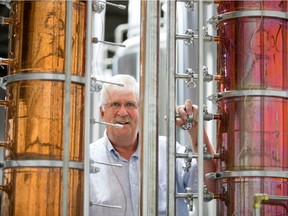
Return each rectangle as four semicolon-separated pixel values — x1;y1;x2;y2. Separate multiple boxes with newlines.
108;90;138;100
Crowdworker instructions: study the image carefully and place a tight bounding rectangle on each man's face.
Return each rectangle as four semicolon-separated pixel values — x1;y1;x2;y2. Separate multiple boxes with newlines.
100;89;139;142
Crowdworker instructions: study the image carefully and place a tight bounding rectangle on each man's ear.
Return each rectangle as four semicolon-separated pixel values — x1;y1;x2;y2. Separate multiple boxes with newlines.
100;106;105;119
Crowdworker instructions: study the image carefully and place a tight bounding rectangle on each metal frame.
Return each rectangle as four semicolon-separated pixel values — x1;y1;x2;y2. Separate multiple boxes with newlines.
139;0;160;215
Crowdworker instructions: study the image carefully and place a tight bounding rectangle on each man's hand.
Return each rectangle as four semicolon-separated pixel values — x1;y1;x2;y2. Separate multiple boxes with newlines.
176;99;198;129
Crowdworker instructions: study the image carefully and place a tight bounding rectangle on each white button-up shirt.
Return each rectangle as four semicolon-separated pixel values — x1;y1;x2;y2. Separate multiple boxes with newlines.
89;132;198;216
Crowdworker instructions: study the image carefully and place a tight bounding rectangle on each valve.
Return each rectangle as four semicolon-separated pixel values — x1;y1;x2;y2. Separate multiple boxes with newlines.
92;0;126;14
203;66;213;82
90;77;103;92
185;68;197;88
184;0;194;11
203;105;214;121
177;185;215;213
176;27;219;46
175;29;196;46
175;68;197;88
181;114;194;130
203;185;214;202
183;147;194;171
177;0;214;12
176;104;220;130
184;29;195;46
176;66;223;88
205;172;222;180
202;26;220;42
92;0;105;13
90;77;124;93
184;187;194;212
203;105;222;121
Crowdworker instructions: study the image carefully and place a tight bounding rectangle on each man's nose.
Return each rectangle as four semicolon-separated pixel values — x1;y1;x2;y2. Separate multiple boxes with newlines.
117;104;129;115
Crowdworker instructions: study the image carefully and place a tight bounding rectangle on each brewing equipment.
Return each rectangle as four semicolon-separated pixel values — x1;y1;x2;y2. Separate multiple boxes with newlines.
112;0;288;215
1;0;288;215
210;1;288;215
0;1;86;215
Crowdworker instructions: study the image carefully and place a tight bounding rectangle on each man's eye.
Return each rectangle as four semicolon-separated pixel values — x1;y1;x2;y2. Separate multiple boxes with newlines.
126;102;136;108
111;102;121;108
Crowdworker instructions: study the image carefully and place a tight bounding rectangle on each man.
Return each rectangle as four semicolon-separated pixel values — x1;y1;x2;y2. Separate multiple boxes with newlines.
90;74;216;216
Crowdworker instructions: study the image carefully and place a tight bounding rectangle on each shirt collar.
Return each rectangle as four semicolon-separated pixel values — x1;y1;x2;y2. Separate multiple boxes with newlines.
104;131;140;161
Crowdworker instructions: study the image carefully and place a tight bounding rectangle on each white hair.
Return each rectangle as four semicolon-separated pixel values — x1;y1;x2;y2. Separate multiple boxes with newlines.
99;74;139;109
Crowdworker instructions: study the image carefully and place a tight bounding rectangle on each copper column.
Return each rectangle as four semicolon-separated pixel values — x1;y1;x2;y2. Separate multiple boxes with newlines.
215;1;288;215
1;1;86;215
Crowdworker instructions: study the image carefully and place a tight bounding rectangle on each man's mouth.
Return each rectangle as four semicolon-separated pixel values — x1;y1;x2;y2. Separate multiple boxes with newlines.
116;120;130;125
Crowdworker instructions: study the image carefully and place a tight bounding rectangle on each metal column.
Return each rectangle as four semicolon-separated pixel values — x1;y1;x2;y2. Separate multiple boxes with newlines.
197;0;205;215
84;1;93;215
139;0;160;215
166;0;177;215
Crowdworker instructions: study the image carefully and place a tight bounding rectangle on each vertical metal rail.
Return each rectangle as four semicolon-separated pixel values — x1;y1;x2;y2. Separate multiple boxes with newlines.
139;0;160;215
166;0;177;215
62;1;73;215
197;0;204;215
84;1;92;215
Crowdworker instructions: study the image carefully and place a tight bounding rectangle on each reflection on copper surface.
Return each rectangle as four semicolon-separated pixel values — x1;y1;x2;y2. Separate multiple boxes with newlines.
6;81;84;161
218;97;288;170
217;16;288;92
9;1;86;75
2;1;86;215
216;1;288;215
1;168;83;216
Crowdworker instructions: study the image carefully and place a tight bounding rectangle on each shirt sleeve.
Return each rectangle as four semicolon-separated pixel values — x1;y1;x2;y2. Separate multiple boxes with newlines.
176;143;198;193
